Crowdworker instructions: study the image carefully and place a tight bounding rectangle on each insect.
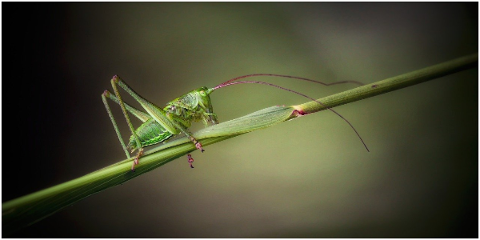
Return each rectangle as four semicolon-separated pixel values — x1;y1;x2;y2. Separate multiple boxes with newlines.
102;74;369;171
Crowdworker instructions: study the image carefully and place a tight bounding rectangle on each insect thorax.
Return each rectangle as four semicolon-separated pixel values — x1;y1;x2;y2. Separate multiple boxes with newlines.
164;87;218;126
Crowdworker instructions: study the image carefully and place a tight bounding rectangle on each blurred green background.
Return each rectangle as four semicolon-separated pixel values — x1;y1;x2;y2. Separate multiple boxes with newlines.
3;2;477;237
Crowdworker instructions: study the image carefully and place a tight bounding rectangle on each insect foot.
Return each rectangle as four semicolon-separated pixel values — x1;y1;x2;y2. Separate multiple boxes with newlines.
131;148;144;171
187;154;195;168
189;137;204;152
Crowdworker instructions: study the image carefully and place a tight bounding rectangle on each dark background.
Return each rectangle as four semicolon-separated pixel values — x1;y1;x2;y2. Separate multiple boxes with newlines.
3;3;478;237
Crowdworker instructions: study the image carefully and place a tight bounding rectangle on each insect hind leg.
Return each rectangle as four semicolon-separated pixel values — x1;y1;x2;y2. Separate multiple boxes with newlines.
103;78;152;171
102;91;131;159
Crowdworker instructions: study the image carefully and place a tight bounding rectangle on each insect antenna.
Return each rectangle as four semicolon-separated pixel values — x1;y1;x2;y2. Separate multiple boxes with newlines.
217;73;365;87
212;74;370;152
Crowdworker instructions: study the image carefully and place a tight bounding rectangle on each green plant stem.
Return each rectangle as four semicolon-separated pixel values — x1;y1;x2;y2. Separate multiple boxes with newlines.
2;53;477;236
295;53;478;114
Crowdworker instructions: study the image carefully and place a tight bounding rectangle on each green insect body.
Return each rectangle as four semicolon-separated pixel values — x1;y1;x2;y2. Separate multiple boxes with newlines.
102;73;369;171
102;76;221;170
127;119;173;150
127;87;218;152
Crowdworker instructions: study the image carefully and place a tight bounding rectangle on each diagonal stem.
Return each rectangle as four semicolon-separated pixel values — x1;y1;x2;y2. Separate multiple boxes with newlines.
2;53;477;236
294;53;478;114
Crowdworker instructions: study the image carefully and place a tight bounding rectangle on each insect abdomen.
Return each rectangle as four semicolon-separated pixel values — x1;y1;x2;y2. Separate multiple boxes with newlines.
128;119;173;150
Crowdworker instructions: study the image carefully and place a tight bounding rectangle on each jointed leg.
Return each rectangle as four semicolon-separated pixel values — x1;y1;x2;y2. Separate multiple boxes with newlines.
103;90;151;123
110;77;143;152
102;92;131;159
102;83;152;170
187;154;194;168
132;148;144;171
166;114;204;152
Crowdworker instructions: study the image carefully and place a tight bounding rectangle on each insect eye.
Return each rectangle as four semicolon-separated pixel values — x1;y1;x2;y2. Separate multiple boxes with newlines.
199;90;206;96
170;106;175;111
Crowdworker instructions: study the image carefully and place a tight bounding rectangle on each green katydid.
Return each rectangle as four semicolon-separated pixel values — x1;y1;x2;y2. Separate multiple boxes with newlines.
102;74;369;171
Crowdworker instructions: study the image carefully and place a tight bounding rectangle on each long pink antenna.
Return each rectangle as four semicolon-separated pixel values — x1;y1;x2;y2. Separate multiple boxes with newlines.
218;73;365;87
213;75;369;152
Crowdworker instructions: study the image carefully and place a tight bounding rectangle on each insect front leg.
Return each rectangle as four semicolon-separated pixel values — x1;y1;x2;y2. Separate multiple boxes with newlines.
167;113;205;152
187;154;195;168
